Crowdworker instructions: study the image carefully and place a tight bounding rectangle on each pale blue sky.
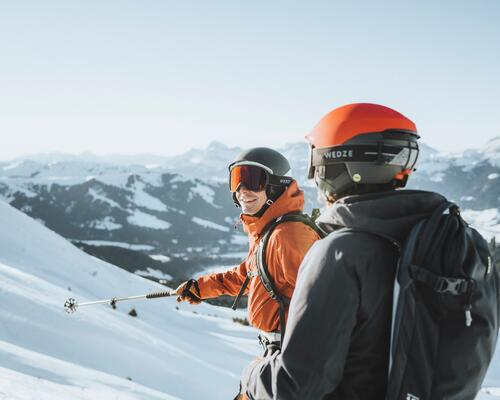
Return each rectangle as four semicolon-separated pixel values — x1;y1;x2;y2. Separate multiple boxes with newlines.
1;0;499;160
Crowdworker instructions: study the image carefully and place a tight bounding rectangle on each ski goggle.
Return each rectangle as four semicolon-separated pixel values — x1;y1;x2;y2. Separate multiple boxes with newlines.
229;164;293;192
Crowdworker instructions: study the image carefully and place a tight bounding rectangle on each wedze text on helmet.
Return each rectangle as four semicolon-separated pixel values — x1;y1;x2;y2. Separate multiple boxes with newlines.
323;149;354;160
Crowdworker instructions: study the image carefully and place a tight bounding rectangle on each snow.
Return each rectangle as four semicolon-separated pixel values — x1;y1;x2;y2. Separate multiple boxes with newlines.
146;164;161;169
88;187;122;209
430;172;445;182
188;183;220;207
0;160;149;189
20;204;32;213
0;159;180;191
406;152;449;175
0;181;38;203
169;175;190;183
413;137;500;177
92;173;137;188
3;161;23;171
489;173;499;180
0;199;259;399
0;341;179;400
134;268;173;281
485;137;500;152
74;240;155;251
482;137;500;168
127;209;171;230
87;217;122;231
130;172;163;187
481;388;500;399
218;252;248;259
192;217;230;232
231;235;248;245
150;255;171;263
462;208;500;242
194;265;236;279
130;181;168;212
0;160;42;176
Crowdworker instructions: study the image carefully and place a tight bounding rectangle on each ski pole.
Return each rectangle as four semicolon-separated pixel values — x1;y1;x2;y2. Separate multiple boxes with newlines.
64;289;177;314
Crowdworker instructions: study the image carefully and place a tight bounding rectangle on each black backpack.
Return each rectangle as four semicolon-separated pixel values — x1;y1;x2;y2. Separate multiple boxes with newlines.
385;201;499;400
232;211;325;346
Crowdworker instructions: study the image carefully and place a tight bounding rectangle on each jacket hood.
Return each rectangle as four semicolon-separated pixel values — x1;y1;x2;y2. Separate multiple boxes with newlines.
241;180;304;239
316;189;447;242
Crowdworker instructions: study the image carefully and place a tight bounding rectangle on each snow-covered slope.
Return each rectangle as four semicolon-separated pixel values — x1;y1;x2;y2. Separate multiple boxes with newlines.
0;199;259;399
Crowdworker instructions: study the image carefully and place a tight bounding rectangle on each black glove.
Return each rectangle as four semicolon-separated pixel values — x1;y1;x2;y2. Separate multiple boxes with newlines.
175;279;202;304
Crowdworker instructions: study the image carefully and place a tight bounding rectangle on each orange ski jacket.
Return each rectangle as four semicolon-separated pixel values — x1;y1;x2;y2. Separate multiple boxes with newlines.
197;181;321;332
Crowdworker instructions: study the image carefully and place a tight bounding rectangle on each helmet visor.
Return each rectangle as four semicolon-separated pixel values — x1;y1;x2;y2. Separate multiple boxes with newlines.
229;165;268;192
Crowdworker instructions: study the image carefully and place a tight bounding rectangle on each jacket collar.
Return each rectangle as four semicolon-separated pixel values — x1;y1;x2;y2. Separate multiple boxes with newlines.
240;181;304;240
316;189;447;241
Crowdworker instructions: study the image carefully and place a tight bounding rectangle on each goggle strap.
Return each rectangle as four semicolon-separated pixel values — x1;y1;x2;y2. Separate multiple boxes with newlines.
267;175;294;186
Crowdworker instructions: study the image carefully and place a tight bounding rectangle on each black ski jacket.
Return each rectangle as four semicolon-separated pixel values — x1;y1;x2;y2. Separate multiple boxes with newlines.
240;190;446;400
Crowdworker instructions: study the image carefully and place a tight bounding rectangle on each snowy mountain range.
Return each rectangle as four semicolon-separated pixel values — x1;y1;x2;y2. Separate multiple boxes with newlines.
410;138;500;211
0;155;245;284
1;138;499;285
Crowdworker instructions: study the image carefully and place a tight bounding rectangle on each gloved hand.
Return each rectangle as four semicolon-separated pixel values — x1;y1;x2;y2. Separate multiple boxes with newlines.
175;279;202;304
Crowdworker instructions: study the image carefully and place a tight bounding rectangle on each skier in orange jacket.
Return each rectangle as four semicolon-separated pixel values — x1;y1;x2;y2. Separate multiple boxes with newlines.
176;147;321;345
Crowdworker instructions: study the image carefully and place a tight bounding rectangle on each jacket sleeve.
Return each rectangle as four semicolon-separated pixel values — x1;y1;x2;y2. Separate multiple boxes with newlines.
196;258;249;299
240;234;361;399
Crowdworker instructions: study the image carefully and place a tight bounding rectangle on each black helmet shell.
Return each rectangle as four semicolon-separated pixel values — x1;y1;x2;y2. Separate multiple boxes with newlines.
229;147;291;176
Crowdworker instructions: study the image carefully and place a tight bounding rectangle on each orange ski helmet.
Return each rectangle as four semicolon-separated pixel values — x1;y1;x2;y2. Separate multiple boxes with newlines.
306;103;420;200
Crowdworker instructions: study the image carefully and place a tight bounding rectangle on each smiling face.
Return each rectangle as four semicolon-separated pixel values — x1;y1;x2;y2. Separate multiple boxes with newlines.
236;185;268;215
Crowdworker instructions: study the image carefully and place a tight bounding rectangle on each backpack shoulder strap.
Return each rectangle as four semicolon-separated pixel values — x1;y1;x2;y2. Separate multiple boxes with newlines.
256;211;324;301
271;211;327;239
255;211;323;344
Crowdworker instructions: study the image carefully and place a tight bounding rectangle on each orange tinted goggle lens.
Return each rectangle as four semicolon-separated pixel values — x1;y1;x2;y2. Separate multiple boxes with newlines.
230;165;268;192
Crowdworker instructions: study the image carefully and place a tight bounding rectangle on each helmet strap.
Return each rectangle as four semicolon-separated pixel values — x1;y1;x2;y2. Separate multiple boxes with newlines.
232;192;241;208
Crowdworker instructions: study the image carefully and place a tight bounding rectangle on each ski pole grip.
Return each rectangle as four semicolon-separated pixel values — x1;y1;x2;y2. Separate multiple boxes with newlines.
146;290;176;299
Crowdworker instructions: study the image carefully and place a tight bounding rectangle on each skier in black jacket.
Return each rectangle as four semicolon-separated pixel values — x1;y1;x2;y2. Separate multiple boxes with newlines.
239;103;447;399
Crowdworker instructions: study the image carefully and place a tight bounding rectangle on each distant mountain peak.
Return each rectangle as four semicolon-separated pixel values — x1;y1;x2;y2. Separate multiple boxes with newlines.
207;140;229;150
419;142;439;155
484;136;500;152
